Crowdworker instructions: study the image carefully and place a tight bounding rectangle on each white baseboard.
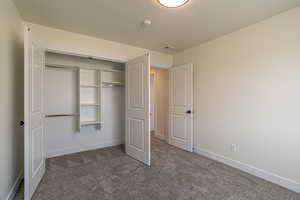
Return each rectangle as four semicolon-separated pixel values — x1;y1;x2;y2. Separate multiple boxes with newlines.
194;147;300;193
6;170;23;200
46;139;122;158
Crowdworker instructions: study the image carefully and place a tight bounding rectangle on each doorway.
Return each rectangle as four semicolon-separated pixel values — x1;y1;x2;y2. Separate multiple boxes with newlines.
150;67;169;141
150;64;194;151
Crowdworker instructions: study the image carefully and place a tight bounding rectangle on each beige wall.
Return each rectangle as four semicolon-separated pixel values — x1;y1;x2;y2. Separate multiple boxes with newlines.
25;22;173;69
151;67;169;140
0;0;24;199
174;7;300;192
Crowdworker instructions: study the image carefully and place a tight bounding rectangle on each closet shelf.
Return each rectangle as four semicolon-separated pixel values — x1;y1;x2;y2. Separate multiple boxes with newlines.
102;69;124;73
45;114;78;118
80;103;101;106
46;63;124;73
80;84;101;88
102;81;125;87
81;121;101;125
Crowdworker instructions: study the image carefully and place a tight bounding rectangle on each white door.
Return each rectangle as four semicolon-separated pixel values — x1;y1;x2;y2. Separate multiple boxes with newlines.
125;54;151;166
169;64;193;152
24;27;46;200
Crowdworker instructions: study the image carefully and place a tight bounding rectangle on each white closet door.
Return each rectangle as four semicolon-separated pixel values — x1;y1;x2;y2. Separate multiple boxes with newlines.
125;54;151;166
24;27;46;200
169;64;193;152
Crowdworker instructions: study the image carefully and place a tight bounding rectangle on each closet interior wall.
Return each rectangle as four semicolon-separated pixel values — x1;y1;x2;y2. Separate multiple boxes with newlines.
44;52;125;158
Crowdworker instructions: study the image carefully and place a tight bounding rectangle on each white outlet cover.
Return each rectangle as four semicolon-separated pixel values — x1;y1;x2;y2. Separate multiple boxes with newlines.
230;144;238;152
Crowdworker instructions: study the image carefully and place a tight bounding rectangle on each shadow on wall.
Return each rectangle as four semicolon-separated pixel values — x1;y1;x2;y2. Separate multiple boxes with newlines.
12;29;25;173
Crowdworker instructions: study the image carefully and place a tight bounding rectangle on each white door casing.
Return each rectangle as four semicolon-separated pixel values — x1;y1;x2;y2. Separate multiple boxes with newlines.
169;64;193;152
150;74;155;132
24;27;46;200
125;54;151;166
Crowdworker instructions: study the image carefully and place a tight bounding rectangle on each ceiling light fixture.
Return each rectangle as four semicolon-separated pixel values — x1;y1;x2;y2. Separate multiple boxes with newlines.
157;0;190;8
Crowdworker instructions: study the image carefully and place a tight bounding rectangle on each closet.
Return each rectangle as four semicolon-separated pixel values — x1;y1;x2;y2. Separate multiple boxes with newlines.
44;52;125;158
24;28;151;199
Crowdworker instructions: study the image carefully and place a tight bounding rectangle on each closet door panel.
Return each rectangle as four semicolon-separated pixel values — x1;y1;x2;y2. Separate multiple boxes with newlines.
125;54;150;166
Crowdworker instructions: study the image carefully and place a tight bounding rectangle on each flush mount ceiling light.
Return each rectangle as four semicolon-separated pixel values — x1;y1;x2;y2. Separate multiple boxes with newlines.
157;0;190;8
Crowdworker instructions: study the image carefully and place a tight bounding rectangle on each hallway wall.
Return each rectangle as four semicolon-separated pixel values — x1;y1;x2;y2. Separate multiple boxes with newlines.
0;0;24;199
151;67;169;140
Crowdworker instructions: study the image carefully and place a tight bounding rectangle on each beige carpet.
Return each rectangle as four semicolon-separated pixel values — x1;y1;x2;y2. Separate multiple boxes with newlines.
14;138;299;200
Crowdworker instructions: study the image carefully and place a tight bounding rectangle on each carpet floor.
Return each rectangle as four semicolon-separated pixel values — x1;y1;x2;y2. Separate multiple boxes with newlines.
14;137;299;200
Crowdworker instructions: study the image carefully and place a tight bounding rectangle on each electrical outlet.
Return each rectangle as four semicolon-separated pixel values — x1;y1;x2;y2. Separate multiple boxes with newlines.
230;144;238;153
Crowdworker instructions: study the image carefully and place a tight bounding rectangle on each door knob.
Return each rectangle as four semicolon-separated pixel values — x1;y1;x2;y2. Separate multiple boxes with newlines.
186;110;192;114
19;120;25;127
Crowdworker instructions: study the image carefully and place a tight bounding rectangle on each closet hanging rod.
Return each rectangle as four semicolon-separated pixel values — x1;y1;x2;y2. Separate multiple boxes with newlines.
45;114;78;118
45;65;78;70
102;85;125;88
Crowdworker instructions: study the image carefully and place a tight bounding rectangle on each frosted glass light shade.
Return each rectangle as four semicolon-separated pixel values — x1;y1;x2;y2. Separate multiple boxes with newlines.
157;0;190;8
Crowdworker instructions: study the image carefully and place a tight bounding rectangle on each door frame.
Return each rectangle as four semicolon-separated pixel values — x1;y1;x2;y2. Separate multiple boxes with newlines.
24;26;31;200
150;72;158;138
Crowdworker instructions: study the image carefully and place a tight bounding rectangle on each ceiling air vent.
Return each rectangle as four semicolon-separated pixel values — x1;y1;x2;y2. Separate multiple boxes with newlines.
164;45;176;50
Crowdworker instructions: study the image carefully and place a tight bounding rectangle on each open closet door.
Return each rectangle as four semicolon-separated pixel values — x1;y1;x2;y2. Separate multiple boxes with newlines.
125;54;151;166
24;27;46;200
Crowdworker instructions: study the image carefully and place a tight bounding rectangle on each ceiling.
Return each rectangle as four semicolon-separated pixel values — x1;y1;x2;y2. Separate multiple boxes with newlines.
14;0;300;54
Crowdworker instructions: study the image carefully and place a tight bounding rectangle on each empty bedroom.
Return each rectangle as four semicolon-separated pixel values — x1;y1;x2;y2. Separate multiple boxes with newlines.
1;0;300;199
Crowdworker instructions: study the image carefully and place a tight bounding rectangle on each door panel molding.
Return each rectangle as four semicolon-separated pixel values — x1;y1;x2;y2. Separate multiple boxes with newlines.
24;27;46;200
168;64;193;152
125;54;151;166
